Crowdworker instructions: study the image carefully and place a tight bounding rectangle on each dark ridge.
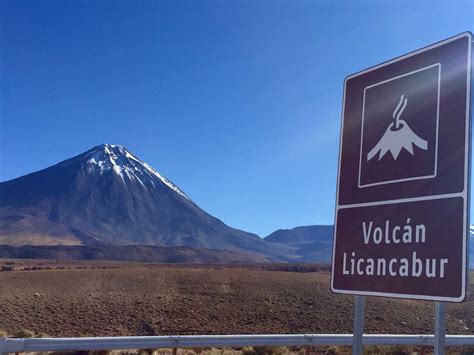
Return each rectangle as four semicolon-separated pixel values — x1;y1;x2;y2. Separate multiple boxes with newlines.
0;244;268;264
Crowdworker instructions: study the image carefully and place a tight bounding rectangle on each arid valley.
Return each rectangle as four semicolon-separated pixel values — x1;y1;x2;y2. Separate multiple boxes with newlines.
0;261;472;339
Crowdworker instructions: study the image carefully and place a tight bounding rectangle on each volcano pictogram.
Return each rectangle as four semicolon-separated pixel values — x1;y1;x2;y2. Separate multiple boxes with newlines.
367;94;428;161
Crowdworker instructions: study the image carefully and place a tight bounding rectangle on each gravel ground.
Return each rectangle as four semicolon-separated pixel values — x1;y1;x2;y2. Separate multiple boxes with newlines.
0;264;472;337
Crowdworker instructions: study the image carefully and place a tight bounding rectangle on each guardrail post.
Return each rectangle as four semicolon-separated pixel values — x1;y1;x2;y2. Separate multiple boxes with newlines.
352;295;365;355
434;302;446;355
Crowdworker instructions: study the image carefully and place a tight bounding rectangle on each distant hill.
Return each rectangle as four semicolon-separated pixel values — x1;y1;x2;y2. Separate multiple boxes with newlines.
266;224;474;267
265;225;333;262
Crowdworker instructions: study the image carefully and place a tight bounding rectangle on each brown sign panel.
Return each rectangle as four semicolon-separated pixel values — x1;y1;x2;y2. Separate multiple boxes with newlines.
331;33;472;302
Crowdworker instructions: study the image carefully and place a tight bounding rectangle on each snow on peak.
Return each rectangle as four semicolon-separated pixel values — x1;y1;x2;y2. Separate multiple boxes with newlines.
84;144;190;200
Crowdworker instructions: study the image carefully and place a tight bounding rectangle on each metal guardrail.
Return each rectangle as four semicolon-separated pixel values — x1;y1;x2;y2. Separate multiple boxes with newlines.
0;334;474;353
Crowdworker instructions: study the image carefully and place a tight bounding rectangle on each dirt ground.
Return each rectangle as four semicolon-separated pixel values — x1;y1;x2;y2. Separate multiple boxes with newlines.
0;261;472;337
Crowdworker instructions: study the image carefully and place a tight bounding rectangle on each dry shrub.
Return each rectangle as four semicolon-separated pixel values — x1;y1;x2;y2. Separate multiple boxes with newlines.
13;329;35;338
363;345;382;354
383;345;414;355
95;351;113;355
138;349;156;355
327;346;352;355
35;332;51;338
155;349;174;355
243;346;289;355
197;350;216;355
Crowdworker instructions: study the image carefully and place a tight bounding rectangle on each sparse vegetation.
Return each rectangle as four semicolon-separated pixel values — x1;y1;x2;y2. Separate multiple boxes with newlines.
138;349;156;355
0;264;473;353
325;346;341;355
363;345;382;355
0;345;470;355
35;332;51;338
13;329;35;338
243;346;289;355
380;345;414;355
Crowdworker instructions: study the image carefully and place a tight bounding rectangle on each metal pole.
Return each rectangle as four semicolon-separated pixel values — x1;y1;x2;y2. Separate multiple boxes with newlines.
352;295;365;355
434;302;446;355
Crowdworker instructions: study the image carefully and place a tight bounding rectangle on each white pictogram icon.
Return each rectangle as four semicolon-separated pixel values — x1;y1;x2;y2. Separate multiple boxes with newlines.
367;94;428;161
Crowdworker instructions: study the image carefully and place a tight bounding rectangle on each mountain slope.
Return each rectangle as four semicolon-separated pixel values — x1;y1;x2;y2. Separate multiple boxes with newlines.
265;225;333;262
0;144;289;261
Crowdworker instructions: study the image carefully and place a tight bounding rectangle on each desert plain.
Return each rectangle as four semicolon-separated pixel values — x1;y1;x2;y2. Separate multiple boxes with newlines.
0;261;472;339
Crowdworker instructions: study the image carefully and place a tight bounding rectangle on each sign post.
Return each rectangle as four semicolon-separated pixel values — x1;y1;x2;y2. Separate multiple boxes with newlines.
332;32;472;353
352;295;365;355
434;302;446;355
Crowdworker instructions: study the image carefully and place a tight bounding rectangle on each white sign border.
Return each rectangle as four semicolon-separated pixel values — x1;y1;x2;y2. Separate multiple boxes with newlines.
331;32;472;302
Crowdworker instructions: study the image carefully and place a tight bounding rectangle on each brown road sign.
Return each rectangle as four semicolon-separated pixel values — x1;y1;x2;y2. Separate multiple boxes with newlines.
331;32;472;302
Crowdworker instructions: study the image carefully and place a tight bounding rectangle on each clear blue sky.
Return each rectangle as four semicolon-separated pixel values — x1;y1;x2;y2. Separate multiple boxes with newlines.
0;0;472;237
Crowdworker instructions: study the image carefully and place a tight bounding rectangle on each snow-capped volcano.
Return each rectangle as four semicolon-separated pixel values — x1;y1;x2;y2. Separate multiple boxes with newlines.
0;144;290;261
84;144;189;200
